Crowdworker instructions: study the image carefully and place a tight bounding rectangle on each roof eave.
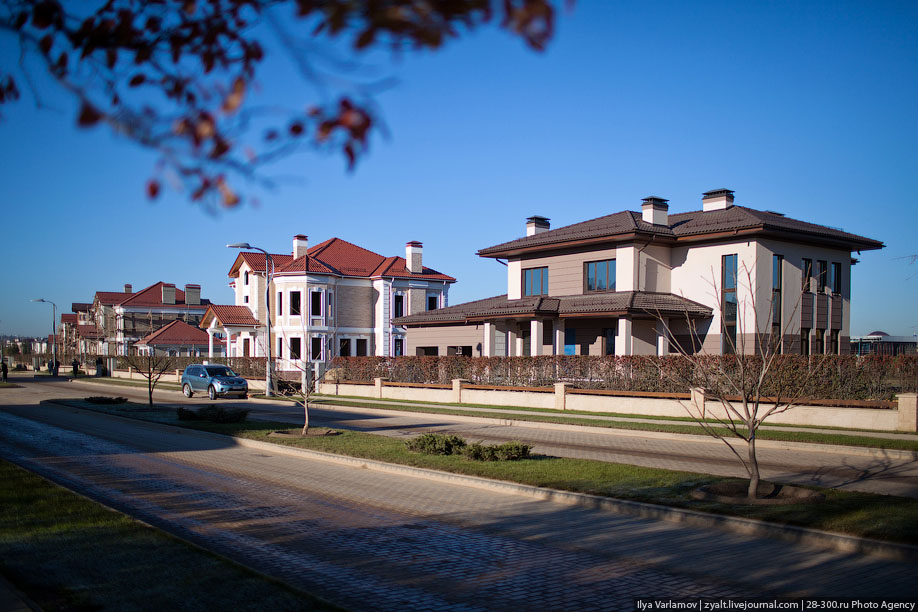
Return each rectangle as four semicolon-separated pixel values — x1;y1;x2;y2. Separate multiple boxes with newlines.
478;231;675;259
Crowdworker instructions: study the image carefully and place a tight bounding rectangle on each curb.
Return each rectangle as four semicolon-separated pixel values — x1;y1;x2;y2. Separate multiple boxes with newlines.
35;399;918;562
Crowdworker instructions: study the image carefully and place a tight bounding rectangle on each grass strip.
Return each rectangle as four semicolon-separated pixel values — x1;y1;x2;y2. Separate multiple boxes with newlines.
0;458;340;612
301;397;918;453
75;376;183;390
54;399;918;546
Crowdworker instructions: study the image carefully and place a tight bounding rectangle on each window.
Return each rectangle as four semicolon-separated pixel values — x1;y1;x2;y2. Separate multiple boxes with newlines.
603;327;616;355
523;267;549;296
311;336;323;361
310;291;323;317
289;337;301;360
772;255;783;352
801;329;810;356
356;339;368;356
563;328;576;356
277;292;283;316
802;258;813;291
722;254;738;354
278;338;283;358
831;262;842;295
585;259;616;292
393;338;404;356
290;291;302;316
327;291;334;322
393;294;404;318
244;271;249;286
427;293;439;311
817;260;828;292
339;338;350;357
829;330;839;355
243;295;249;304
416;346;438;356
243;338;250;357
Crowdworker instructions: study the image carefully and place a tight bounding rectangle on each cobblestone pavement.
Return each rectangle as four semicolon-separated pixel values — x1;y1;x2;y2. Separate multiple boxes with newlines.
1;399;916;610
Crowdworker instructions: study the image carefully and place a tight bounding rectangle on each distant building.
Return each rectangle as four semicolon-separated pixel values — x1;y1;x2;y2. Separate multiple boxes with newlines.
851;331;917;356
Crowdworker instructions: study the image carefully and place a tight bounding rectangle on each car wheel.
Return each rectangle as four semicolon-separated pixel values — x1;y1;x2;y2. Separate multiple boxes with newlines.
208;385;216;400
183;383;193;398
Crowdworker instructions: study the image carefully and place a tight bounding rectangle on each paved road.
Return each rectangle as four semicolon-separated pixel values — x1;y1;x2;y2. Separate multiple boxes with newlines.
1;378;917;609
61;377;918;498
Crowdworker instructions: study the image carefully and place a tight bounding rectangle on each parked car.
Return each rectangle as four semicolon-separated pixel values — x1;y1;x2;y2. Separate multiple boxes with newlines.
181;364;248;400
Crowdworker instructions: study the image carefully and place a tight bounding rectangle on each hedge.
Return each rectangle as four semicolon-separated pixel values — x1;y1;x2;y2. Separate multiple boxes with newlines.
329;355;918;401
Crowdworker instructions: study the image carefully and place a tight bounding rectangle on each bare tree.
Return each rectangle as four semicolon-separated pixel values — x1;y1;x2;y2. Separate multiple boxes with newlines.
123;314;176;407
1;0;559;209
656;263;829;499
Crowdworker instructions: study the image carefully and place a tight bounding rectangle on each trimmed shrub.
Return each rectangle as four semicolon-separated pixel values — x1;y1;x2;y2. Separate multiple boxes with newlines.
460;441;532;462
406;433;467;455
84;396;128;405
176;407;199;420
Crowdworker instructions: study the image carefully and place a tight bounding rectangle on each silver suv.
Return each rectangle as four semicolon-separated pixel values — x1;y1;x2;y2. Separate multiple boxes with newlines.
181;364;248;400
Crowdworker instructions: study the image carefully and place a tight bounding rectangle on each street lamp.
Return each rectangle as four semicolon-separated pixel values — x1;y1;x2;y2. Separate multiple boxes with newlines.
227;242;275;396
31;298;58;375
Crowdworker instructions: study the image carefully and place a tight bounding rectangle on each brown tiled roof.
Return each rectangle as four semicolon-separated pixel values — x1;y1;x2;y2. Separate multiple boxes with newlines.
61;314;77;325
270;237;456;282
116;282;211;309
201;304;261;327
395;292;712;325
135;320;211;347
478;205;883;257
71;303;91;313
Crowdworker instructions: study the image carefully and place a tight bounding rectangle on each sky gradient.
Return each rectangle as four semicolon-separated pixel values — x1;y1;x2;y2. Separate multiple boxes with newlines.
1;1;916;338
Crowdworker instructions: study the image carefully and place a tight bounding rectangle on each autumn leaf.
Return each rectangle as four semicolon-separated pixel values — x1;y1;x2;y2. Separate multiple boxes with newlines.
146;179;161;199
77;102;103;127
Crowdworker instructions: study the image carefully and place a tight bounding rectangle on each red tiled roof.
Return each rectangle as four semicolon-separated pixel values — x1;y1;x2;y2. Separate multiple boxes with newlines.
95;291;132;306
228;252;295;277
61;314;78;325
136;320;211;347
116;282;211;309
201;304;261;327
273;237;455;282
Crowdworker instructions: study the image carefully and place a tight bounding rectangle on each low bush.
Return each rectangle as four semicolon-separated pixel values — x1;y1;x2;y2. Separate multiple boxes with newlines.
84;396;127;405
405;433;466;455
176;406;249;423
461;441;532;461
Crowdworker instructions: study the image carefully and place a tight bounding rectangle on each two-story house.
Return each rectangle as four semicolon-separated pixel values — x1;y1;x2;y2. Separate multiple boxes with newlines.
222;235;455;373
396;189;883;356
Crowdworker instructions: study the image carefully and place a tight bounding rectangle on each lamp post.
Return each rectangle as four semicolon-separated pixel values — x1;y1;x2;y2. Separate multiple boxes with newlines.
31;298;58;375
227;243;275;396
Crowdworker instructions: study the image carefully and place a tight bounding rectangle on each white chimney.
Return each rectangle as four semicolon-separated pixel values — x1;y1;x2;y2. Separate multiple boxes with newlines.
124;283;133;294
161;283;176;305
293;234;309;259
406;241;423;274
702;188;735;212
184;284;201;306
526;216;551;236
641;196;669;226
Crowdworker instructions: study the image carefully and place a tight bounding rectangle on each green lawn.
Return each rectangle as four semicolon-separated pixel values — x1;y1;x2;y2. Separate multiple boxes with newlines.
54;398;918;546
0;458;341;612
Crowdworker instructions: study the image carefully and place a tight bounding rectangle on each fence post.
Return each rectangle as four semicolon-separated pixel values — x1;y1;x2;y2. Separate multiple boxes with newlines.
554;382;568;411
374;377;387;399
690;387;706;419
897;393;918;432
452;379;467;404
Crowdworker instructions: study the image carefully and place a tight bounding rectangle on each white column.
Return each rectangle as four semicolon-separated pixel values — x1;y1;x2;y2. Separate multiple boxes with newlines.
507;327;518;357
616;317;633;355
225;329;231;357
656;319;669;356
207;329;214;358
530;319;543;356
554;319;566;355
483;321;495;357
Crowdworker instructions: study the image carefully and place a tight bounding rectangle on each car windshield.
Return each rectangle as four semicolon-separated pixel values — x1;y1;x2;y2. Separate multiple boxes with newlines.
205;366;236;377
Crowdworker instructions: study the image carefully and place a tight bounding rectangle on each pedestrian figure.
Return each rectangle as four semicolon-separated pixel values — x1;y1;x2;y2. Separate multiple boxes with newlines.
72;358;80;378
1;361;7;383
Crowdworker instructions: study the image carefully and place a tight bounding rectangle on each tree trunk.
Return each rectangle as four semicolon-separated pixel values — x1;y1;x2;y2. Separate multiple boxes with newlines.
301;401;309;436
148;379;154;407
747;433;760;499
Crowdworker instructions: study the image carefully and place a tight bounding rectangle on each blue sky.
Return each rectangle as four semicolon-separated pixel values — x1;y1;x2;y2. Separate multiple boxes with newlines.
1;1;916;338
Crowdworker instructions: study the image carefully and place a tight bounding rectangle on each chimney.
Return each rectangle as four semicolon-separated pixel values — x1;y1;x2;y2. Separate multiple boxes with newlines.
526;215;551;236
293;234;309;259
161;283;176;305
406;241;423;274
124;283;132;294
702;188;735;212
641;196;669;226
184;284;201;306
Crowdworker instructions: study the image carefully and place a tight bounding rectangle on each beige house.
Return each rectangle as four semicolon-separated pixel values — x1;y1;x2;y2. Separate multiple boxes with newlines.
226;235;455;373
396;189;883;357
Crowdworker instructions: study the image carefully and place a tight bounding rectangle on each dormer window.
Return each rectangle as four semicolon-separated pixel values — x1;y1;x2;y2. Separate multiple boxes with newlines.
585;259;616;292
523;267;548;296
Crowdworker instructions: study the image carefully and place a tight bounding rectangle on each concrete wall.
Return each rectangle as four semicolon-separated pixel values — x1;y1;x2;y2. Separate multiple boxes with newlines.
317;379;907;431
